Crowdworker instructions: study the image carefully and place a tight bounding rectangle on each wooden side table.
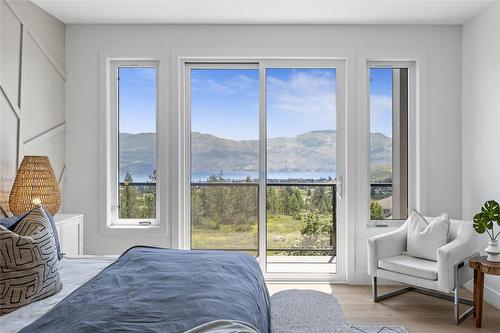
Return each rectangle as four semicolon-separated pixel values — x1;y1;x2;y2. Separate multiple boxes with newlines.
469;256;500;328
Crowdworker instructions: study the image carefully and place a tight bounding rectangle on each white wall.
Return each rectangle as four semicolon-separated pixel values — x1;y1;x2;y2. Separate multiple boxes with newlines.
0;0;66;213
462;2;500;309
65;24;462;282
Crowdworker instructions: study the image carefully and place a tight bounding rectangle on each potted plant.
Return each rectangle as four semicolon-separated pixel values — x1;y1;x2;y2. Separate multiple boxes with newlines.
473;200;500;262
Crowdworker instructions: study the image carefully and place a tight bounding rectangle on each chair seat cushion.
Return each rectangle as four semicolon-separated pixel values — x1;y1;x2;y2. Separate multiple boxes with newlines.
378;255;438;281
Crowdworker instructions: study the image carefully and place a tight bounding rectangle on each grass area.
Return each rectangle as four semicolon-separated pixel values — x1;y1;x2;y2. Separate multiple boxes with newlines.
191;213;332;255
267;214;303;248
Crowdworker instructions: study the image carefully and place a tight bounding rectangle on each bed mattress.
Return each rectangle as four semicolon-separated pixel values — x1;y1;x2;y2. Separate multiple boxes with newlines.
11;247;270;333
0;255;115;333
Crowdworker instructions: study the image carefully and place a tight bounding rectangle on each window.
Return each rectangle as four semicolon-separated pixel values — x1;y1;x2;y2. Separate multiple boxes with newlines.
369;65;409;221
109;61;159;225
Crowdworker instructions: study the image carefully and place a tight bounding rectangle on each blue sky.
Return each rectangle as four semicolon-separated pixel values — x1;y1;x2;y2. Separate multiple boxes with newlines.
370;68;393;137
191;69;259;140
119;67;157;134
191;68;337;140
118;66;393;138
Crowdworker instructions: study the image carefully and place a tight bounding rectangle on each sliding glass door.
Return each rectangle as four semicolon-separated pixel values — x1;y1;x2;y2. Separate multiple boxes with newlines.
186;60;344;277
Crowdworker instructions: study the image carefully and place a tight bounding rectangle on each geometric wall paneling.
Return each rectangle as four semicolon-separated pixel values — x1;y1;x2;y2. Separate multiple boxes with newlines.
23;123;66;178
21;33;65;142
5;1;66;80
7;0;66;73
0;90;19;217
1;0;22;108
0;0;66;216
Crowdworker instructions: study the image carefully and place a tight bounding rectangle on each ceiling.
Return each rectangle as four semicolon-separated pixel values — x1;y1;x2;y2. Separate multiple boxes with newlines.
31;0;496;25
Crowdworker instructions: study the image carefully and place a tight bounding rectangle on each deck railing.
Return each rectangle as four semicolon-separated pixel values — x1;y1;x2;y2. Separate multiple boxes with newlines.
119;181;395;255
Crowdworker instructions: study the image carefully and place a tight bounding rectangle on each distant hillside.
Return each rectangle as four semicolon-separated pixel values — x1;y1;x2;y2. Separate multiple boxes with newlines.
119;130;392;180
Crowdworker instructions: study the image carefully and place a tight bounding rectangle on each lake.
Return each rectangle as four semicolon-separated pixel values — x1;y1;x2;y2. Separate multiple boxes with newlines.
120;171;336;183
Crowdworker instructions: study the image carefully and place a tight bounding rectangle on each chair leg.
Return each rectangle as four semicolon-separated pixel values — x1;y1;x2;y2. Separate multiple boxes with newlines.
372;276;413;302
454;287;460;325
453;263;474;325
372;275;473;325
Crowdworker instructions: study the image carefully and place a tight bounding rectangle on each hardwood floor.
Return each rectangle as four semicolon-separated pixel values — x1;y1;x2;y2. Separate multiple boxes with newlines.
267;284;500;333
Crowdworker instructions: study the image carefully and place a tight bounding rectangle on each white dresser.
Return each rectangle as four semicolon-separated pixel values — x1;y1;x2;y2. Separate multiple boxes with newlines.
54;214;83;256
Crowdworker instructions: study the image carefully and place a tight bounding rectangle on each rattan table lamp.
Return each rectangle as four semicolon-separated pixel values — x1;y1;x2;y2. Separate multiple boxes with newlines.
9;156;61;215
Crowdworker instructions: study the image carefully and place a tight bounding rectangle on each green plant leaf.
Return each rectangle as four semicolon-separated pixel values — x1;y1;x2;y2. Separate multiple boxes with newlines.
481;200;500;225
473;212;492;234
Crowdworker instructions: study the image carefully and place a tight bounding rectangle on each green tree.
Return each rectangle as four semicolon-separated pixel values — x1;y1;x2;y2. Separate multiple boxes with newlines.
267;187;281;215
281;187;303;218
301;211;331;235
311;187;331;214
142;169;157;218
148;169;157;183
370;201;385;219
119;171;138;218
286;210;334;256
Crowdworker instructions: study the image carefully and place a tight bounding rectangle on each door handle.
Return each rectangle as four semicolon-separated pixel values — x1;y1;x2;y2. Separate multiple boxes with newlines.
336;176;343;200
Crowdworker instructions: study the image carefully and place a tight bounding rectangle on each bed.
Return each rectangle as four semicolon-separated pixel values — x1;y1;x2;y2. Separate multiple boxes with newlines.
0;247;270;333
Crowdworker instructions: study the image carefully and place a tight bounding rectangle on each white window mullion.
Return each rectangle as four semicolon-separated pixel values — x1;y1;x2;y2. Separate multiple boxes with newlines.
258;61;267;273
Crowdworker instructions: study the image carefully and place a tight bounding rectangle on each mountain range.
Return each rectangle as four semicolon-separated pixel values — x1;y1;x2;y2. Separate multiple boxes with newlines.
119;130;392;181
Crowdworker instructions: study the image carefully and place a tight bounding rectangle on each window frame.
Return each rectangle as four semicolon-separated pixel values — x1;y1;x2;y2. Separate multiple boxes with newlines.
100;54;169;236
367;61;417;227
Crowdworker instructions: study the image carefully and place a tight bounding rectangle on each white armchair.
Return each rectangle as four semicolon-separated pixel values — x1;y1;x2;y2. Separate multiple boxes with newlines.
367;217;477;324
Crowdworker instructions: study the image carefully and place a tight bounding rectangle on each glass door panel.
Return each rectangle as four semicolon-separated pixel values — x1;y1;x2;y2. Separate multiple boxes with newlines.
189;67;260;255
265;67;337;273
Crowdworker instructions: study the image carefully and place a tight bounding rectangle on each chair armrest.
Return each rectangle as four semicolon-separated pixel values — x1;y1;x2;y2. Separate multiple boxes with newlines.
367;224;408;276
437;222;476;292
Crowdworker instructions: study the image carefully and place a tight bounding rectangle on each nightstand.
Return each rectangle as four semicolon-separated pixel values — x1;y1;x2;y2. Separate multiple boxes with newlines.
54;214;83;256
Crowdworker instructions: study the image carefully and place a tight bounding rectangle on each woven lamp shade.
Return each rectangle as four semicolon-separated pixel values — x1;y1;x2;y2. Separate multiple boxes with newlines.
9;156;61;216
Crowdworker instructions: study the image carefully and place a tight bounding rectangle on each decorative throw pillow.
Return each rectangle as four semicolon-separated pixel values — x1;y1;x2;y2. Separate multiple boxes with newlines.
0;208;62;260
0;206;63;315
406;211;450;261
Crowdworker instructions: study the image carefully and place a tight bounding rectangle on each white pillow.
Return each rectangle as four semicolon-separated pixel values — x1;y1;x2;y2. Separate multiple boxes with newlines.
406;211;450;261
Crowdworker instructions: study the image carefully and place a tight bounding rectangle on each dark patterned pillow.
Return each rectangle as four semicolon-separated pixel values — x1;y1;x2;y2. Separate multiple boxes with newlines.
0;206;63;315
0;208;63;260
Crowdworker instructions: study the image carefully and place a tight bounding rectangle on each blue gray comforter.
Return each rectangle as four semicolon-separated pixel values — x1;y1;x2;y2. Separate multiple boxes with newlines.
21;247;270;333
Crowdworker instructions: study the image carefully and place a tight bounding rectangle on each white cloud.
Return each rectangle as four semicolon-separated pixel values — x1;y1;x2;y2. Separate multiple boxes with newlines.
191;74;258;95
191;78;236;94
267;70;336;119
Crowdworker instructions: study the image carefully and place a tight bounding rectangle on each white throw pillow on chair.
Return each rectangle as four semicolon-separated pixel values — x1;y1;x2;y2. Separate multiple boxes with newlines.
406;211;450;261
